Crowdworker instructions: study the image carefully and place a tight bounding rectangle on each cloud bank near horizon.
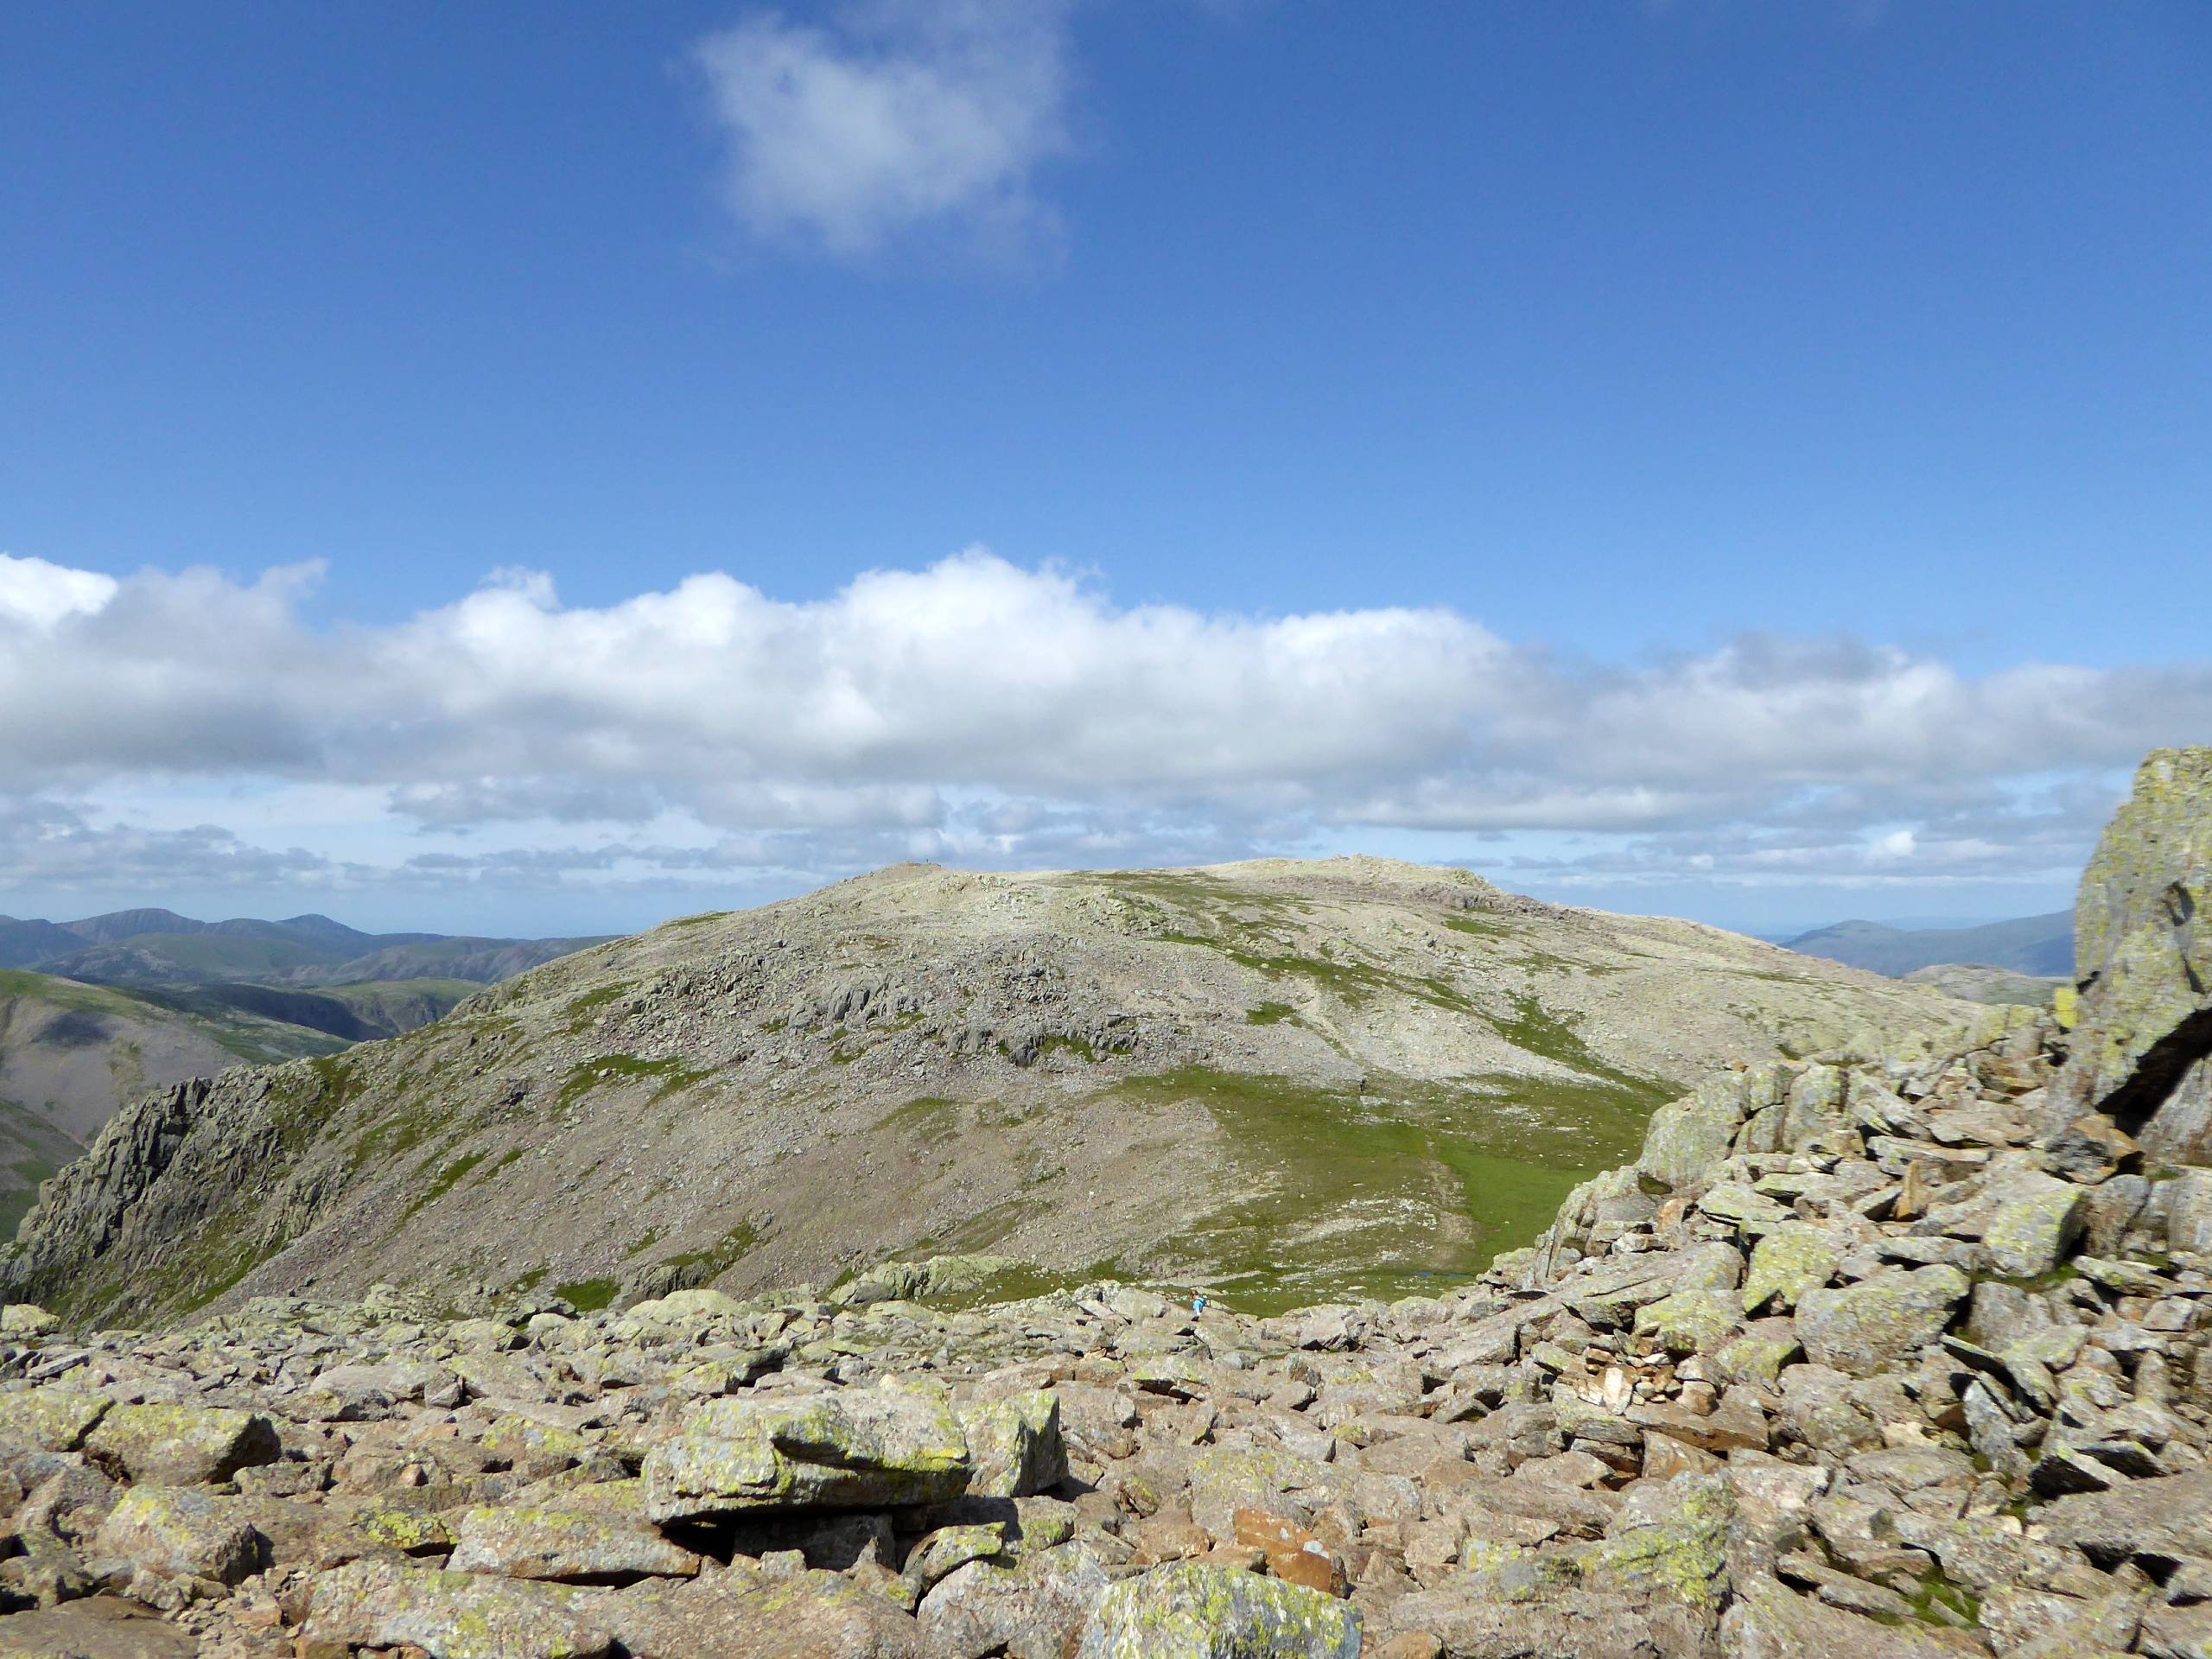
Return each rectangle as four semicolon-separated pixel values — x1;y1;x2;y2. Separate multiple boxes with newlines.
0;548;2200;918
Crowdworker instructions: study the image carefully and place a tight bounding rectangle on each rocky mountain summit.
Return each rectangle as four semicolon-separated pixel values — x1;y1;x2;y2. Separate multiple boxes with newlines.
0;747;2209;1657
0;858;1954;1324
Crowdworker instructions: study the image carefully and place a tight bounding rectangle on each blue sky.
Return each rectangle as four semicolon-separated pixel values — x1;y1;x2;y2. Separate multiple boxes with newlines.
1;2;2207;938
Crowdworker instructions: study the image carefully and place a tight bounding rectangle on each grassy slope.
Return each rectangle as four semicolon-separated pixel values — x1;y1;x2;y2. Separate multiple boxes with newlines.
0;1097;84;1238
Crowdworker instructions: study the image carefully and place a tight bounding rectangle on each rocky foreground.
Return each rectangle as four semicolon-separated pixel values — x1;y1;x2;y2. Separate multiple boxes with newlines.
1;748;2208;1658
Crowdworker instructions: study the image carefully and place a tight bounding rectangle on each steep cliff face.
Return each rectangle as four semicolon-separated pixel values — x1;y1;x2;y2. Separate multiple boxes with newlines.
2057;747;2212;1157
0;858;1961;1325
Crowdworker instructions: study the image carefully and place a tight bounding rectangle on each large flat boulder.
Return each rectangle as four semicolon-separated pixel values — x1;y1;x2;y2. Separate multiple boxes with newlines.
1073;1561;1359;1659
643;1382;971;1522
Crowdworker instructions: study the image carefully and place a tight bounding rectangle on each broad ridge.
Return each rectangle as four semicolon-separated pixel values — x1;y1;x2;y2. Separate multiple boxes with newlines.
2;748;2209;1656
1;856;1956;1325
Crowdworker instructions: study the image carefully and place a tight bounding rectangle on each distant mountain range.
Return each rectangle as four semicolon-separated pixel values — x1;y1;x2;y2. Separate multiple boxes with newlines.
0;906;607;988
0;908;610;1233
1781;910;2074;981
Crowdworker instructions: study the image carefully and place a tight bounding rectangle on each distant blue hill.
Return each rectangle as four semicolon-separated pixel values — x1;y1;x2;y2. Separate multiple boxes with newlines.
1782;912;2074;980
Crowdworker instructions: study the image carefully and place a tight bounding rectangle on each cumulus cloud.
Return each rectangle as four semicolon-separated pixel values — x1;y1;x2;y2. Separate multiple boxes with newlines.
693;0;1077;258
0;553;118;630
0;547;2202;908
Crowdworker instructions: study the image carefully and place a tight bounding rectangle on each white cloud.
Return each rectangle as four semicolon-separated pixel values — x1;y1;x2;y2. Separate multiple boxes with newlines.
0;547;2203;910
693;0;1077;257
0;553;118;630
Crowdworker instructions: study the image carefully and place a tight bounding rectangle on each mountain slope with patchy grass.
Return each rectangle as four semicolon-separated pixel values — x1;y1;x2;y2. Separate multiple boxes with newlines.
3;858;1968;1324
0;969;357;1233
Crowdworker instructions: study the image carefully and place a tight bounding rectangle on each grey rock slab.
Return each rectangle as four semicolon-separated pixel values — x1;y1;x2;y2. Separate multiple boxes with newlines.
1793;1264;1968;1377
643;1383;971;1522
592;1561;931;1659
304;1557;614;1659
82;1401;280;1485
1074;1560;1359;1659
0;1598;194;1659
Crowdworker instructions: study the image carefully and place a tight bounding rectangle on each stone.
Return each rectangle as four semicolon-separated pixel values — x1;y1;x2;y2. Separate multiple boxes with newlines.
1578;1473;1732;1613
902;1522;1008;1592
644;1382;971;1522
1793;1265;1967;1377
1975;1167;2087;1277
956;1390;1066;1499
2035;1470;2212;1571
1697;1183;1793;1236
91;1486;264;1586
83;1402;281;1486
0;1304;60;1339
1634;1075;1765;1194
0;1598;194;1659
1633;1289;1740;1357
1074;1560;1361;1659
2045;1115;2139;1183
448;1503;703;1583
1719;1574;1965;1657
2057;747;2212;1157
918;1543;1112;1659
1740;1224;1840;1315
304;1558;614;1659
599;1560;931;1658
1231;1508;1348;1596
2169;1169;2212;1259
5;1386;111;1452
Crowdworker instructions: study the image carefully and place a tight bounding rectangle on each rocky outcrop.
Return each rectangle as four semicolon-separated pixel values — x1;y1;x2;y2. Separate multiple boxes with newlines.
2059;747;2212;1157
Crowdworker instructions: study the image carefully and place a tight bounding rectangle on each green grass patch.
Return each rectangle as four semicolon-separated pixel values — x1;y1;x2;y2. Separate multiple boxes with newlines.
652;1221;762;1283
877;1096;963;1146
1246;1001;1297;1026
1109;1063;1667;1314
562;982;632;1033
401;1150;488;1220
557;1053;711;1109
1442;913;1510;939
554;1276;619;1313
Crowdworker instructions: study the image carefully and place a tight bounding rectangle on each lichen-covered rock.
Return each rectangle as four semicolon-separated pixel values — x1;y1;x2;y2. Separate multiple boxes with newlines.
91;1487;264;1585
1579;1474;1732;1613
1073;1561;1360;1659
918;1541;1110;1658
2058;747;2212;1155
0;1303;60;1339
6;1384;111;1452
644;1382;970;1522
955;1391;1065;1499
1974;1166;2086;1277
1792;1265;1967;1377
84;1401;280;1485
1719;1574;1965;1657
305;1557;613;1658
448;1503;703;1583
597;1560;931;1658
1634;1288;1740;1356
1739;1224;1838;1315
1634;1073;1773;1195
